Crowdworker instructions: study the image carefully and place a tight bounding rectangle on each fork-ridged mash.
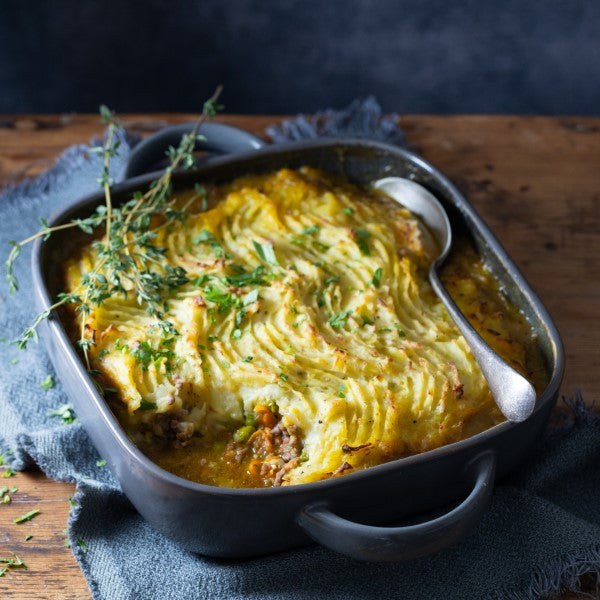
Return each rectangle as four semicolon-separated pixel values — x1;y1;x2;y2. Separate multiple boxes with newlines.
65;167;505;485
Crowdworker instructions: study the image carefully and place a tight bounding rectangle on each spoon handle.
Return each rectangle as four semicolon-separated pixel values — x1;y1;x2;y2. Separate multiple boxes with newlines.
429;266;537;422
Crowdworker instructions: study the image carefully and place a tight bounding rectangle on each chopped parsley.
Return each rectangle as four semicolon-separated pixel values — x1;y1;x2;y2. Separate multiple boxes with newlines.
324;276;340;286
279;372;288;382
192;274;212;287
40;375;54;390
313;241;330;253
234;309;247;328
328;310;352;329
343;207;354;215
14;509;40;524
47;403;77;424
96;459;107;467
242;356;254;363
0;553;27;573
371;267;382;288
354;228;371;256
130;340;176;372
203;285;238;312
302;225;320;235
360;314;374;326
338;383;347;398
193;229;227;257
138;399;157;411
316;290;326;308
292;316;306;328
225;265;267;287
253;240;279;265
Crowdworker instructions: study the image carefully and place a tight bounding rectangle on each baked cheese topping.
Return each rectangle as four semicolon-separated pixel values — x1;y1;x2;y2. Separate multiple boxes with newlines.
65;167;513;486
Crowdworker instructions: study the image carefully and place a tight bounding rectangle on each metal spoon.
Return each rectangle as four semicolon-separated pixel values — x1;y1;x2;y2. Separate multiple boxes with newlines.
373;177;536;423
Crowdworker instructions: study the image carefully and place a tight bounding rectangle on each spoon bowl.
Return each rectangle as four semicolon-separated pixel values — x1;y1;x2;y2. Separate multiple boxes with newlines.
374;176;537;423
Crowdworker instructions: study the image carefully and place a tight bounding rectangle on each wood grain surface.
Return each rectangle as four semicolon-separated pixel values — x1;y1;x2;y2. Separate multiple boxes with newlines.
1;114;599;599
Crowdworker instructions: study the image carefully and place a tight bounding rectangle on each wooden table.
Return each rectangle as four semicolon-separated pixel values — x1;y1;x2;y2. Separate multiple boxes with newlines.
1;114;598;599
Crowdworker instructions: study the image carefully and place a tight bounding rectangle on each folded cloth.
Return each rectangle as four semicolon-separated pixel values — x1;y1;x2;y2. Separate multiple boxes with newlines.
1;100;599;600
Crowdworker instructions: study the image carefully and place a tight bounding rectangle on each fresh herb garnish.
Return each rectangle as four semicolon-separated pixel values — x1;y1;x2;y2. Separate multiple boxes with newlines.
371;267;382;288
130;340;176;372
354;229;371;256
328;310;352;329
253;240;279;265
337;383;346;398
40;375;54;390
343;207;354;215
313;241;330;253
0;553;27;574
192;274;212;287
47;403;77;424
193;229;227;257
302;225;320;235
96;459;107;467
225;265;267;287
316;290;326;308
14;509;40;524
7;87;223;366
138;399;157;411
203;285;238;313
242;356;254;363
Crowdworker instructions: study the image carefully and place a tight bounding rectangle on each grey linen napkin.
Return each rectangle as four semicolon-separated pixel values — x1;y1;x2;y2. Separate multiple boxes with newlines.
1;100;599;600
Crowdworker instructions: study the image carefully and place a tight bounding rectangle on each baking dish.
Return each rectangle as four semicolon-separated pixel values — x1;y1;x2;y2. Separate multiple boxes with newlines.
32;122;564;561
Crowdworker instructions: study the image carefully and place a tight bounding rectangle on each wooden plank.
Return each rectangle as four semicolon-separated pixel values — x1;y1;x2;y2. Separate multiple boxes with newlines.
1;114;598;599
0;471;83;599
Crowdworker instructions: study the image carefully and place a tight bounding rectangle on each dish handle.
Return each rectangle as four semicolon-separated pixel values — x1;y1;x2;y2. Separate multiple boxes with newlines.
296;451;496;561
122;122;266;179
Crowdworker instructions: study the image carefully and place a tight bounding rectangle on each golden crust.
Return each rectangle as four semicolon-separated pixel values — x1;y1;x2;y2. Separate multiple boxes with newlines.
64;167;521;486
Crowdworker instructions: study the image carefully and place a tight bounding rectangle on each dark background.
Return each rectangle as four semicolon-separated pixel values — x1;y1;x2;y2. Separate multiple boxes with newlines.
1;0;599;115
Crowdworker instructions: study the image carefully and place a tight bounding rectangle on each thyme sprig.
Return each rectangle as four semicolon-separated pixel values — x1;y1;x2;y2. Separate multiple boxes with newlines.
6;87;223;369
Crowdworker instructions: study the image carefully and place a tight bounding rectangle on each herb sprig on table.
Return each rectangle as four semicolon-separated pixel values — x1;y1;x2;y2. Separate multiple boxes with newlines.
5;87;223;369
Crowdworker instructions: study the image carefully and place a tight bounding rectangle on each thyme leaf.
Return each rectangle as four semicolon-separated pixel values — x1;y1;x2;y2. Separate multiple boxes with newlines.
328;310;352;329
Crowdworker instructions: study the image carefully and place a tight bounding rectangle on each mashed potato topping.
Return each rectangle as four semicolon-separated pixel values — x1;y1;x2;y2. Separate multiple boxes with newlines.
64;167;539;487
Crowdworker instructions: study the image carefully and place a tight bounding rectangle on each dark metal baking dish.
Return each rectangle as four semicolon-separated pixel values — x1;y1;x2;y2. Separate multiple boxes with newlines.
32;123;564;561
